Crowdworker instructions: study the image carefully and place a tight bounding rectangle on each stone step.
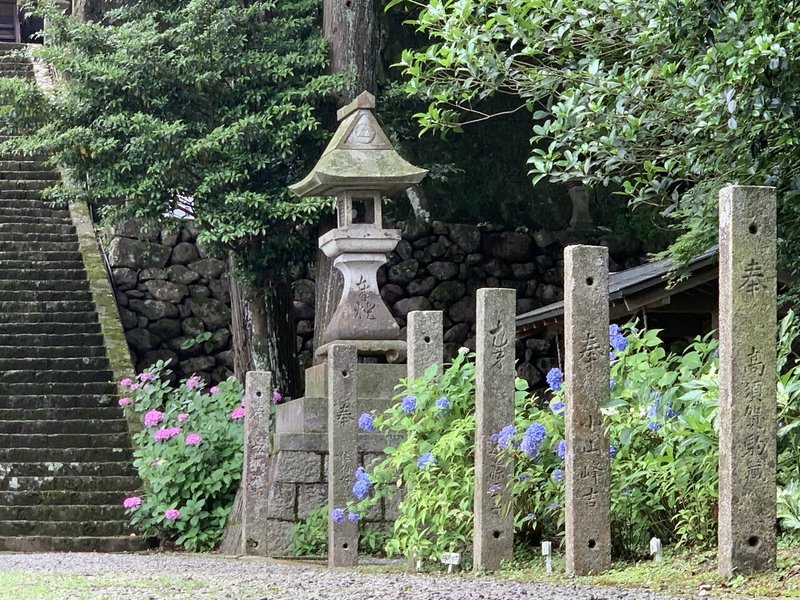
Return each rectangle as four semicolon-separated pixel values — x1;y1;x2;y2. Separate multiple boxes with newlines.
0;289;91;302
0;162;55;174
0;332;103;346
0;504;128;521
0;356;110;373
0;520;136;537
0;267;87;279
0;206;69;218
0;418;127;435
0;321;99;335
0;381;117;396
0;299;95;313
0;179;50;191
0;310;95;324
0;215;73;226
0;474;138;490
0;233;78;244
0;535;153;553
0;447;131;463
0;69;33;78
0;250;81;263
0;461;133;478
0;345;106;359
0;278;89;292
0;198;64;209
0;189;48;200
0;242;79;255
0;369;114;384
0;406;121;420
0;394;116;410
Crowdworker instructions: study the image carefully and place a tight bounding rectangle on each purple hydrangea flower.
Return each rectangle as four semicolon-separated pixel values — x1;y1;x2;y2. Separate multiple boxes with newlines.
609;324;628;352
331;508;345;524
347;511;361;522
552;468;565;482
666;406;680;419
647;420;662;432
517;472;532;481
550;401;564;413
417;452;436;469
491;424;516;450
555;439;567;461
358;412;375;433
488;483;501;496
353;478;371;500
520;422;546;457
546;368;563;392
609;445;618;460
435;396;451;411
401;395;417;414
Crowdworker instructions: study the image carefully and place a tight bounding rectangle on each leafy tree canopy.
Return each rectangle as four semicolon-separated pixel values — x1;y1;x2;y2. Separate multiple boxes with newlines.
391;0;800;277
0;0;344;281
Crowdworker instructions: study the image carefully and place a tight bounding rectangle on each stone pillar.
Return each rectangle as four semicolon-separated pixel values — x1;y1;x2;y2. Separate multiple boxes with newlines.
474;288;515;572
242;371;273;556
563;245;611;576
327;344;359;567
718;186;777;576
407;311;443;380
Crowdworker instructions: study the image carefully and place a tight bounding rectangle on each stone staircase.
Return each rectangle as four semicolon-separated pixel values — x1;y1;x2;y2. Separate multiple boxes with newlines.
0;43;146;551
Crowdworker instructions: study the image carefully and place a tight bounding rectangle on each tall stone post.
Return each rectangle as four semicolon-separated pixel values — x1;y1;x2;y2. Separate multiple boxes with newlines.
242;371;273;556
564;245;611;576
328;344;359;567
407;311;443;380
718;186;777;576
474;288;515;572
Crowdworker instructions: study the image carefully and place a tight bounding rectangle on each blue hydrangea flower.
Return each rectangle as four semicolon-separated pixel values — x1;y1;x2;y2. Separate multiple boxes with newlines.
609;445;618;460
609;351;617;362
547;502;559;510
353;478;371;500
666;406;680;419
520;422;546;457
488;483;501;495
647;420;662;432
555;439;567;461
331;508;345;524
435;396;451;411
609;324;628;352
546;368;563;392
358;412;375;433
609;377;615;389
491;424;516;450
522;513;536;522
401;395;417;414
347;511;361;522
552;468;565;482
550;401;564;413
517;472;532;482
417;452;436;469
355;466;370;482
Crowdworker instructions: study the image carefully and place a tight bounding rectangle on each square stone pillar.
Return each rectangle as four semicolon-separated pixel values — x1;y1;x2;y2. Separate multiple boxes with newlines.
563;245;611;576
474;288;515;571
718;186;777;576
407;310;443;380
242;371;273;556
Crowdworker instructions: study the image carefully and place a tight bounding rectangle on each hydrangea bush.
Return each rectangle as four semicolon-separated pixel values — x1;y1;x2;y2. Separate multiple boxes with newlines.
119;360;245;551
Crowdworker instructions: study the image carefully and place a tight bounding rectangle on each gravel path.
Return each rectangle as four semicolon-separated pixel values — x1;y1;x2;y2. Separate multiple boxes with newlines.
0;552;683;600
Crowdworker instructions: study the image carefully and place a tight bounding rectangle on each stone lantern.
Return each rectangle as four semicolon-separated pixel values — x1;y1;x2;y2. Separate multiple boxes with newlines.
289;92;427;362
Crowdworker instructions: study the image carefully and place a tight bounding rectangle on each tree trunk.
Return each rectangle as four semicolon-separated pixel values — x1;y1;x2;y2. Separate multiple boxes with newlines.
72;0;105;21
311;213;343;364
229;255;302;399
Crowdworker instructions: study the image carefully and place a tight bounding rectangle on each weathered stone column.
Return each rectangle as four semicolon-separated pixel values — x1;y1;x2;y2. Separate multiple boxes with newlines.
242;371;273;556
718;186;777;576
407;311;443;380
474;288;515;572
328;344;359;567
564;245;611;576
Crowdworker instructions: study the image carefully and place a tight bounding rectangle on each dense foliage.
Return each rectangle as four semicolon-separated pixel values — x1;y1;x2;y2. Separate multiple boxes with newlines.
119;362;245;551
0;0;343;279
303;315;800;565
390;0;800;275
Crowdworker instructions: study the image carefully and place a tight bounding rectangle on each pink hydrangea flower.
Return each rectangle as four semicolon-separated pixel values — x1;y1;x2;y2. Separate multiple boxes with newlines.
272;390;282;403
177;413;189;422
185;376;201;389
154;426;181;441
120;377;133;387
138;372;154;382
230;406;245;420
164;508;181;521
129;383;140;391
209;386;220;394
118;397;131;407
143;410;164;428
185;433;202;446
123;496;142;509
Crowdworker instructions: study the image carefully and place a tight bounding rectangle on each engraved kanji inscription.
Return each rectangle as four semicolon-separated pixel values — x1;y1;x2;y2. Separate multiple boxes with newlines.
739;258;765;296
489;319;509;367
579;331;602;369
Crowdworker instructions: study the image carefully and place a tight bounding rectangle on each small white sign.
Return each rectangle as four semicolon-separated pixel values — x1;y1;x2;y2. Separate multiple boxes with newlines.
440;552;461;566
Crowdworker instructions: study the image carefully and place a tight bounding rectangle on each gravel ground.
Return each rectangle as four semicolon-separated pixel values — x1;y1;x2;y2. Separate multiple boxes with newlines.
0;552;683;600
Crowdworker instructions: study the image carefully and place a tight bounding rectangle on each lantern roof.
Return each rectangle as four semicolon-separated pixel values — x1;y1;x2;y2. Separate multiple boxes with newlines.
289;91;428;197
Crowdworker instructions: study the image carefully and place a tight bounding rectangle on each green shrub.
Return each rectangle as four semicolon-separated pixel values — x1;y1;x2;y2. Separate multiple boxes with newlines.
118;360;245;551
289;507;391;557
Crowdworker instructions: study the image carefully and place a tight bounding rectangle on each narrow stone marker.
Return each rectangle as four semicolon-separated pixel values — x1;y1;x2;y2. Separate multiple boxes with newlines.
407;310;443;380
242;370;273;556
718;186;777;577
564;245;611;576
328;344;359;567
474;288;515;572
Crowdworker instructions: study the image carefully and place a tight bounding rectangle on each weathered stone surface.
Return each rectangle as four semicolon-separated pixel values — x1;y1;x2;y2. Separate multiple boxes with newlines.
182;317;205;337
112;267;137;291
188;258;227;279
144;279;188;304
149;318;182;340
297;483;327;520
139;267;168;282
380;283;405;305
430;281;466;305
564;245;611;576
474;288;516;572
265;520;295;557
161;227;180;247
186;297;231;330
208;328;231;353
274;451;322;484
328;345;359;567
511;263;537;279
395;239;413;260
189;285;211;298
293;279;315;305
166;264;200;285
450;224;481;253
388;259;418;284
180;355;215;375
138;349;179;371
428;261;459;281
408;311;443;380
449;295;476;324
401;220;432;241
129;298;179;321
118;307;138;330
209;277;231;304
443;323;469;344
407;276;437;296
215;349;235;369
171;242;200;265
718;186;778;577
393;296;432;318
483;232;535;262
107;237;171;270
126;328;156;352
112;218;160;242
243;371;273;556
266;483;296;521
